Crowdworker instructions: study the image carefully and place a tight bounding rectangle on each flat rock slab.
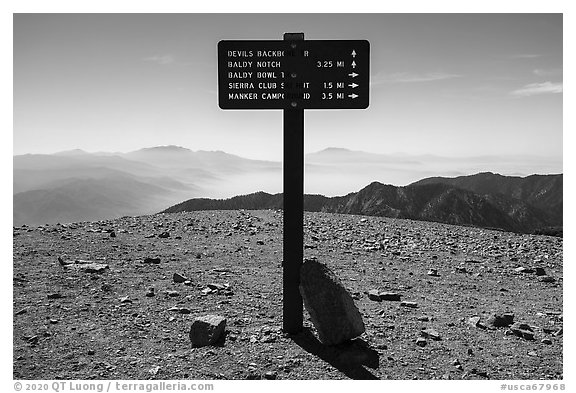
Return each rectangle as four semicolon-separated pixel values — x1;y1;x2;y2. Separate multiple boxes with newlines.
79;263;109;273
189;315;226;347
299;259;365;345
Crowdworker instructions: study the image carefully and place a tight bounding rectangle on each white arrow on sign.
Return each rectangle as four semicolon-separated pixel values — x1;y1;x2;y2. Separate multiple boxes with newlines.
348;72;359;78
348;93;359;99
351;60;357;69
348;83;359;88
351;50;357;58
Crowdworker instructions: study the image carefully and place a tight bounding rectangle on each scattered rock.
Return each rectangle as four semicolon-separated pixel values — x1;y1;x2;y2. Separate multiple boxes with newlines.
553;328;563;337
510;323;535;340
143;257;161;264
15;308;28;316
367;289;381;301
80;263;109;274
539;276;556;283
535;267;547;276
515;267;535;274
541;338;552;345
528;351;538;357
416;337;427;347
87;350;95;355
207;283;227;291
57;256;73;266
47;293;63;299
421;328;442;341
467;316;487;329
455;266;467;273
299;259;365;345
119;296;132;304
488;312;514;328
417;316;430;322
400;301;418;308
189;315;227;347
166;290;180;297
380;292;401;301
145;288;155;297
110;231;116;238
173;273;188;283
263;371;277;380
427;268;440;277
158;232;170;238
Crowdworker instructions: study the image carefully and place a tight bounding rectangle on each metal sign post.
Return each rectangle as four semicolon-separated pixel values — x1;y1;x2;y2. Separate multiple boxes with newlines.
282;32;305;334
217;33;370;334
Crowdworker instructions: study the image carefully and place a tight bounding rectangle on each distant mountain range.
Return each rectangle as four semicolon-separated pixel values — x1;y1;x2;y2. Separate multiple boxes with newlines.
13;145;279;226
13;145;562;228
163;172;563;235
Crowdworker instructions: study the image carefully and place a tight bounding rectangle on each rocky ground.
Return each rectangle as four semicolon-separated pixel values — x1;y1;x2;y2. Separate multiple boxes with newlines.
13;210;563;380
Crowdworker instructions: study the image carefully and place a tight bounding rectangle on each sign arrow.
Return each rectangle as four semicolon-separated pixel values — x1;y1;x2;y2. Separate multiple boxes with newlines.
351;60;357;69
348;83;359;88
348;72;359;78
351;50;357;58
348;93;359;99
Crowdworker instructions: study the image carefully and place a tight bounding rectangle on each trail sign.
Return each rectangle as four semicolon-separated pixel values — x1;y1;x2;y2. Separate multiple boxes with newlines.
218;39;369;109
217;33;370;335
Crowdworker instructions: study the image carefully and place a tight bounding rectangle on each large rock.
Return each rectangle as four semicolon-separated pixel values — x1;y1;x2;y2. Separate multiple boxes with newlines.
299;259;365;345
189;315;226;347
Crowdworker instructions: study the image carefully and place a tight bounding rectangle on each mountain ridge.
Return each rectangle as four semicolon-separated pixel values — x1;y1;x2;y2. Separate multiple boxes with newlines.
162;173;562;235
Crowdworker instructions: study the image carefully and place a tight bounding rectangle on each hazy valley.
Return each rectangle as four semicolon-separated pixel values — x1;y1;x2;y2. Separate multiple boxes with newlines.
13;146;562;234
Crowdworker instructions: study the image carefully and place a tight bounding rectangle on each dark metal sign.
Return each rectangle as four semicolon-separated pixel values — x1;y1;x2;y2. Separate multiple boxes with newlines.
218;40;370;109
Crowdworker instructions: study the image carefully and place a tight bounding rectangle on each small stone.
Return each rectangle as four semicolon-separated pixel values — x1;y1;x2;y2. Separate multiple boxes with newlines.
539;276;556;283
47;293;63;299
553;328;563;337
367;289;381;301
189;315;227;347
468;316;482;328
264;371;277;380
207;283;227;291
515;267;534;274
534;267;546;276
158;232;170;238
88;350;95;355
416;337;427;347
421;328;441;341
528;351;538;357
110;231;116;238
380;292;401;301
184;281;192;286
510;323;535;340
80;263;109;274
452;359;461;366
119;296;132;304
256;240;265;245
488;312;514;327
49;319;58;324
417;316;430;322
15;308;27;316
166;290;180;297
400;301;418;308
143;257;161;264
427;269;439;277
541;338;552;345
145;288;155;297
149;365;161;375
173;273;188;283
455;266;467;273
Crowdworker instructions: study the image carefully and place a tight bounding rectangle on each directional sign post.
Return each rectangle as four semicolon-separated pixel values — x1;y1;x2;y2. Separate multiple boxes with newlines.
218;33;370;334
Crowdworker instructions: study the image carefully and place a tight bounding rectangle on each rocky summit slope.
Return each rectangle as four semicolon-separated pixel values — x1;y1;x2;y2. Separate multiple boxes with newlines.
13;210;563;380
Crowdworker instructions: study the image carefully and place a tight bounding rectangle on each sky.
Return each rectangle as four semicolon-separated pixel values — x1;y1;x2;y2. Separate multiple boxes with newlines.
13;13;563;164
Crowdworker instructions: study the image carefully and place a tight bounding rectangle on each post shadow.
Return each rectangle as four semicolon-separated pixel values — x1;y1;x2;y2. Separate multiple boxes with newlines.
290;327;380;380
